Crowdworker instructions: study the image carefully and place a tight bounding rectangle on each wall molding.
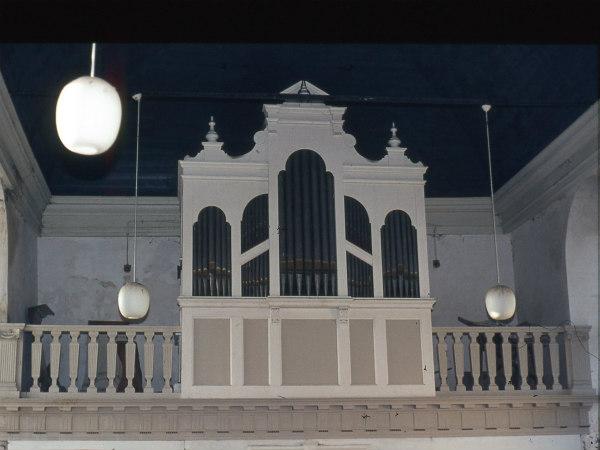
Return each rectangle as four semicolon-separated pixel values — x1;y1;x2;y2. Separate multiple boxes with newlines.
495;102;599;232
42;196;180;237
0;70;51;231
0;394;593;440
425;197;500;235
42;196;499;237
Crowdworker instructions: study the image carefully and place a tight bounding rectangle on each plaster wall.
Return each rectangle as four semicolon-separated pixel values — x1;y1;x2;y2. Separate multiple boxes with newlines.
565;175;598;443
37;236;180;325
6;195;37;323
427;234;515;326
6;435;584;450
510;194;573;325
36;233;514;327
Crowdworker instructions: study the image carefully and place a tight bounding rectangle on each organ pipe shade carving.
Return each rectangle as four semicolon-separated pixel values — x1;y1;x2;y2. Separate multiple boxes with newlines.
278;149;337;296
344;196;372;253
346;252;374;297
242;251;270;297
381;210;420;298
193;206;232;296
241;194;269;253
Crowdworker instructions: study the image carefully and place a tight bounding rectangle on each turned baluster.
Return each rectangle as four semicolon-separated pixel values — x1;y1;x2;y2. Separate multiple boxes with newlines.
501;331;514;391
484;332;498;391
125;330;137;394
144;332;155;393
548;331;561;390
436;332;449;392
518;331;530;390
531;331;545;390
30;328;43;393
49;330;61;393
87;331;99;393
162;331;174;393
106;331;118;394
68;330;80;393
452;331;466;392
468;332;482;391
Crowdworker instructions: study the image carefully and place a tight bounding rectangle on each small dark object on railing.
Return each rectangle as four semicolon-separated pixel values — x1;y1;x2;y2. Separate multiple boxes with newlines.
27;304;54;324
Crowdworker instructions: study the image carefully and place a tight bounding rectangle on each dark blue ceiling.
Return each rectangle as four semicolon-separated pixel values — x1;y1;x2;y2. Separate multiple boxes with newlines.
0;44;596;197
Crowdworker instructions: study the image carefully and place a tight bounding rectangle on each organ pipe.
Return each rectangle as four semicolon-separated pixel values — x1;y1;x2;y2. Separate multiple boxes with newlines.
344;197;372;253
381;210;419;298
241;194;269;253
192;206;232;296
346;252;374;298
278;150;337;296
242;251;270;297
241;194;269;297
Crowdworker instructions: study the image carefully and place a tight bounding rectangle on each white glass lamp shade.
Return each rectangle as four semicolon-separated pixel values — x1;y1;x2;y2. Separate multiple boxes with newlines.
55;76;122;155
485;284;516;321
118;281;150;320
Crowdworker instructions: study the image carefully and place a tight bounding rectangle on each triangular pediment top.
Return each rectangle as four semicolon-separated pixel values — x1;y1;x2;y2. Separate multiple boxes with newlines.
280;81;329;96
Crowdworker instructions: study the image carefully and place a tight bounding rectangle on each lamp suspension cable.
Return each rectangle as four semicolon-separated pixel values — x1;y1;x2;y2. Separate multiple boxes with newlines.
90;43;96;78
132;93;142;282
482;104;500;284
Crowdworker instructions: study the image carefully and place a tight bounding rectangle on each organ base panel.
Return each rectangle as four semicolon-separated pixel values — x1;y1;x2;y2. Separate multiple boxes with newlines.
179;297;436;399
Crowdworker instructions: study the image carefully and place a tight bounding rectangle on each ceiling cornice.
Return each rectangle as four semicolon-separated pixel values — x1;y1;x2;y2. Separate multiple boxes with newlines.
495;101;598;233
42;195;497;237
0;70;51;232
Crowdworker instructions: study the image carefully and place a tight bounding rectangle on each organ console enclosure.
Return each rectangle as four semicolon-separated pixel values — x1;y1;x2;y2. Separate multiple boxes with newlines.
178;81;435;399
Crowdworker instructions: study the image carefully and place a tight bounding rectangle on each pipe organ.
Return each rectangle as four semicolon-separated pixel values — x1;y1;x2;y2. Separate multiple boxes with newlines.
180;80;430;301
179;81;434;399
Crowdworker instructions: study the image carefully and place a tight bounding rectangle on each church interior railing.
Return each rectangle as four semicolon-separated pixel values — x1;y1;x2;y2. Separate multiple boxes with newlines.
0;323;591;398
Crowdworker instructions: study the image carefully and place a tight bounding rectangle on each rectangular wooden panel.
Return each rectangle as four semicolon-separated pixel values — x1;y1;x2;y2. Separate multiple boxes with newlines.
349;319;375;385
282;319;338;385
244;319;268;385
386;319;423;385
193;318;230;385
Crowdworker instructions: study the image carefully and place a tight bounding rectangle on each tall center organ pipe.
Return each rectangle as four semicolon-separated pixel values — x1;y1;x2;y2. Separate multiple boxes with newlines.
278;150;337;296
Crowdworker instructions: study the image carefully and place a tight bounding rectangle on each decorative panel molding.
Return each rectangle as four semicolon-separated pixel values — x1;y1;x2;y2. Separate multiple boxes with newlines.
0;394;593;440
179;297;435;399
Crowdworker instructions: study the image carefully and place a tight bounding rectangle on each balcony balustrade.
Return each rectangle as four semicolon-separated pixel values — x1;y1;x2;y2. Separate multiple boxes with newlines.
0;323;591;399
0;322;594;438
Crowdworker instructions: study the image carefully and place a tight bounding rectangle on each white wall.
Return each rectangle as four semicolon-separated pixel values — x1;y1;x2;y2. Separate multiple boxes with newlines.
35;233;515;327
6;195;38;323
427;234;515;326
565;175;598;447
37;236;180;325
7;436;583;450
510;194;573;325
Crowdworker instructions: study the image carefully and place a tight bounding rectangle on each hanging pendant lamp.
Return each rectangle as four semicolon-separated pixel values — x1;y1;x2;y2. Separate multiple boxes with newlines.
481;104;516;321
118;93;150;320
56;43;122;155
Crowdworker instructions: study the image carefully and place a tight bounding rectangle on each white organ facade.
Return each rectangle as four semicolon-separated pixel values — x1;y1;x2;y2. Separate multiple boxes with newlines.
178;81;436;398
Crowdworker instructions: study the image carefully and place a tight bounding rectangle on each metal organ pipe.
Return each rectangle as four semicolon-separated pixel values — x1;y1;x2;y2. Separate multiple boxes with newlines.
241;194;269;297
381;210;420;298
344;196;374;298
192;206;232;296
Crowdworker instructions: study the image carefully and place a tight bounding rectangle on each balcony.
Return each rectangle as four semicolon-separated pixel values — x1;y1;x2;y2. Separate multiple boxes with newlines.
0;317;594;439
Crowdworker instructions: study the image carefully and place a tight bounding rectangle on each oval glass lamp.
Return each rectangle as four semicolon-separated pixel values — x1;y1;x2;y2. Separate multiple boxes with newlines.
485;284;516;321
56;76;122;155
118;281;150;320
